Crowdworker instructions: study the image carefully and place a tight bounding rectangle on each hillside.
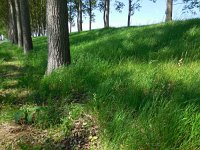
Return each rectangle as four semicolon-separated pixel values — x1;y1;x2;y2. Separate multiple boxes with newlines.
0;19;200;149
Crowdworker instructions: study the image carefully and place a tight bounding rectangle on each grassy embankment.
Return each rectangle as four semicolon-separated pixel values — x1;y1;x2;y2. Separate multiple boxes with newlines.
0;19;200;149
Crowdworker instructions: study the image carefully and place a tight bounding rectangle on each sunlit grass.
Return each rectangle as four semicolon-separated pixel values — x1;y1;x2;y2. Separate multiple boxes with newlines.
0;19;200;149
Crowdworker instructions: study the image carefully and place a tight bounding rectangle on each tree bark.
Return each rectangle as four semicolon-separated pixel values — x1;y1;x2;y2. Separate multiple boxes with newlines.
103;0;106;27
69;3;72;33
128;0;131;27
20;0;33;53
79;0;83;32
8;0;18;44
46;0;71;74
105;0;110;27
89;0;92;30
165;0;173;22
14;0;23;47
103;8;106;27
77;13;80;32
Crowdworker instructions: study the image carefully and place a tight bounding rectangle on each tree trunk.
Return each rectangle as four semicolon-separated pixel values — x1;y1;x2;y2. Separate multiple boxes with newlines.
15;0;23;47
128;0;131;27
79;0;83;31
165;0;173;22
70;22;72;33
103;9;106;27
20;0;33;53
8;0;18;44
69;4;72;33
89;0;92;30
105;0;110;27
77;13;80;32
77;1;80;32
46;0;71;74
103;0;106;27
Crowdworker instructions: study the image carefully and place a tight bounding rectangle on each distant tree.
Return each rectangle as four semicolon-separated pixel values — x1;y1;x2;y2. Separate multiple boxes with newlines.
29;0;46;36
14;0;23;47
78;0;83;31
68;0;76;33
127;0;141;27
166;0;173;22
150;0;174;22
97;0;110;27
20;0;33;53
73;0;83;32
98;0;125;28
85;0;97;30
98;0;106;27
46;0;71;74
105;0;110;27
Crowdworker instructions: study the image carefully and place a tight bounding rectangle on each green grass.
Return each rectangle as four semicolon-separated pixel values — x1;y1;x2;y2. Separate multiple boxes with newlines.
0;19;200;149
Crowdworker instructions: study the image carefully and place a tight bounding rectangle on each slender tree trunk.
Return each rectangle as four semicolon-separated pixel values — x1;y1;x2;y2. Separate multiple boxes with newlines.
77;1;80;32
70;22;72;33
165;0;173;22
46;0;71;74
15;0;23;47
41;0;46;36
105;0;110;27
103;9;106;27
20;0;33;53
107;0;110;27
77;13;80;32
8;2;12;42
128;0;131;27
89;0;92;30
103;0;106;27
38;21;41;37
79;0;83;31
8;0;18;44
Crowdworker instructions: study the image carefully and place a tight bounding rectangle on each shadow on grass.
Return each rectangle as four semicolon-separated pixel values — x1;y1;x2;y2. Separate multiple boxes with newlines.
1;19;200;149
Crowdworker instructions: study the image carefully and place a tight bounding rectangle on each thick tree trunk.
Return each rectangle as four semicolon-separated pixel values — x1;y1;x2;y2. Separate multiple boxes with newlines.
89;0;92;30
8;0;18;44
15;0;23;47
20;0;33;53
165;0;173;22
46;0;71;74
128;0;131;27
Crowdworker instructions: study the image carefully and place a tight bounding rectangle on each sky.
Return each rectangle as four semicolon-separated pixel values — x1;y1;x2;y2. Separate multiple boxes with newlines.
72;0;200;32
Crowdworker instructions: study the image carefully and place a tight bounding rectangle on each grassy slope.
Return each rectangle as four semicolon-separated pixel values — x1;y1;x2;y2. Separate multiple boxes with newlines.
1;19;200;149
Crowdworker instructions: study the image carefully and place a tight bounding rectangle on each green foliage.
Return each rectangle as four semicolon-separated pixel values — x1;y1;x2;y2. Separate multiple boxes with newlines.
1;19;200;149
14;105;44;125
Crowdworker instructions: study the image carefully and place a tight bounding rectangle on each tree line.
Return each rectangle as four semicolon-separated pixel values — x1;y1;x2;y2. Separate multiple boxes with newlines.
1;0;198;36
0;0;199;74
